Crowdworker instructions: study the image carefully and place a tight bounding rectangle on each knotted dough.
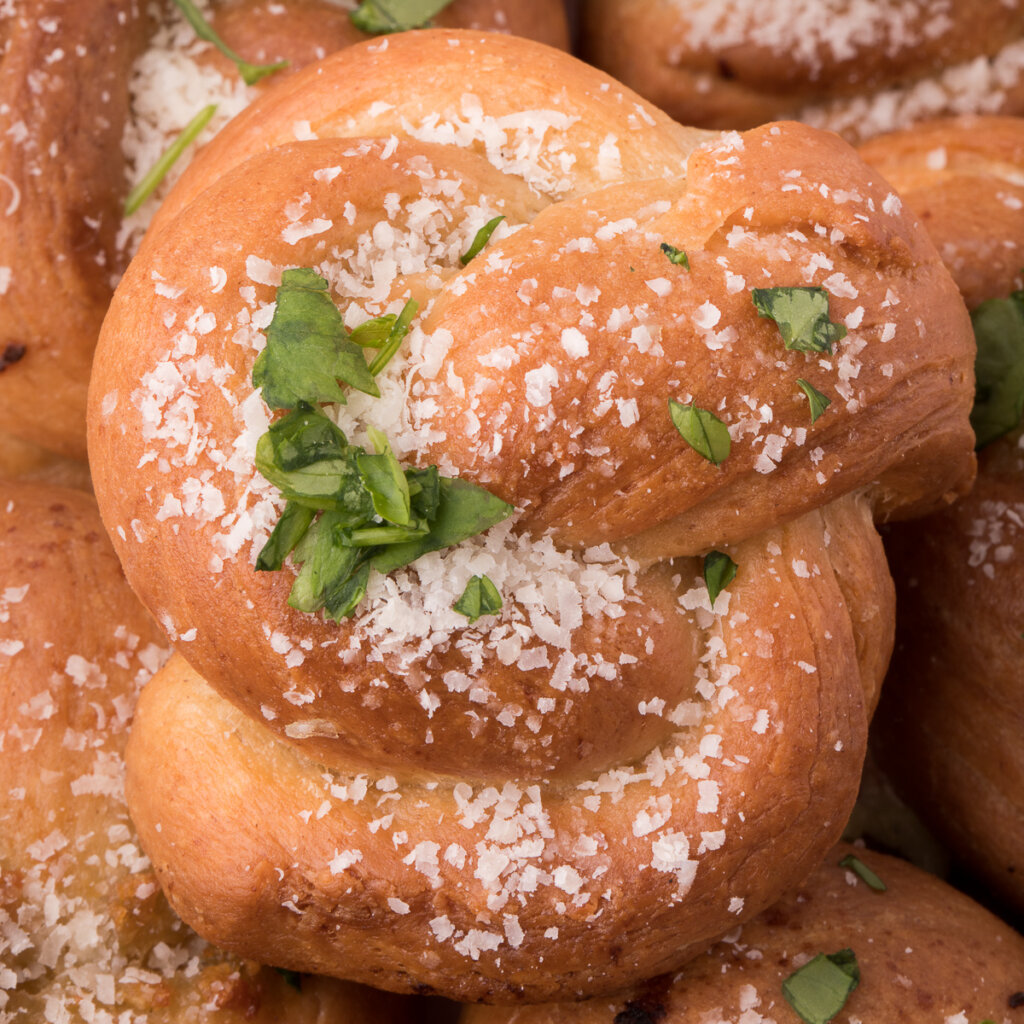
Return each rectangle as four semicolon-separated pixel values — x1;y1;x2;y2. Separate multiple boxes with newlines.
88;30;975;1002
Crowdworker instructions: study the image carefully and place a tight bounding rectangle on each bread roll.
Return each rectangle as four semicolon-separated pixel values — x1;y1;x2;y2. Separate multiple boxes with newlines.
580;0;1024;144
0;481;414;1022
88;29;975;1003
460;843;1024;1022
860;115;1024;916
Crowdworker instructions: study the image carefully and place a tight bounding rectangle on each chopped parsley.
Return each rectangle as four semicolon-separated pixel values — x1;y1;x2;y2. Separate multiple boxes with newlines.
752;286;847;355
668;398;731;465
454;574;503;623
461;216;505;266
350;0;454;34
782;949;860;1024
970;290;1024;449
796;378;831;423
124;104;217;216
703;550;737;607
252;268;513;619
838;853;886;892
251;268;381;409
660;243;690;269
172;0;287;84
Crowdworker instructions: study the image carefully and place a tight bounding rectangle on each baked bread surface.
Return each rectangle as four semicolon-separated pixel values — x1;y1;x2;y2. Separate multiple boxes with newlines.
580;0;1024;143
87;29;977;1004
0;0;567;462
0;481;412;1022
459;843;1024;1022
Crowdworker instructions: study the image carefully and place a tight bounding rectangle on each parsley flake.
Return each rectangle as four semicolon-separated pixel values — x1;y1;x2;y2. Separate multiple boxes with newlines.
350;0;453;34
668;398;731;465
461;216;505;266
782;949;860;1024
970;290;1024;449
172;0;287;84
124;104;217;216
368;299;418;376
752;286;847;355
252;268;379;410
703;550;737;607
454;574;503;623
660;243;690;269
838;853;886;892
797;378;831;423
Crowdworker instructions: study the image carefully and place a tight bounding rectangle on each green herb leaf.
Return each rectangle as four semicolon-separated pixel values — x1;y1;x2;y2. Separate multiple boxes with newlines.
256;500;316;571
461;216;505;266
371;477;514;574
349;313;398;349
173;0;287;83
287;512;364;613
124;104;217;216
324;560;372;620
406;465;441;521
660;243;690;269
454;574;503;623
668;398;731;465
350;0;453;34
796;378;831;423
782;949;860;1024
342;521;429;547
357;432;411;525
970;291;1024;449
752;286;848;355
252;268;380;410
838;854;887;892
703;550;737;607
254;406;373;519
368;299;418;377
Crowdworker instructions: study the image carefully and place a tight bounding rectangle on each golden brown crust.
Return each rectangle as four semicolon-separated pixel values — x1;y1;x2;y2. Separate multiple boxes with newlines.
87;29;972;1005
859;115;1024;310
878;434;1024;917
128;496;882;1001
459;843;1024;1022
207;0;569;67
580;0;1024;143
0;481;412;1022
0;0;151;460
0;430;92;490
858;114;1024;919
0;1;568;463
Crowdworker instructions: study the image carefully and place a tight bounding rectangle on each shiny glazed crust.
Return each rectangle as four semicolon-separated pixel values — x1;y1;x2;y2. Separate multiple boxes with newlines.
460;844;1024;1022
88;30;974;1003
0;482;411;1022
0;0;568;461
580;0;1024;142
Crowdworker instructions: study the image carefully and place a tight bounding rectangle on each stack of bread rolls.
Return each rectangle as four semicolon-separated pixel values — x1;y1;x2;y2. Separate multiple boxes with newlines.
3;3;1022;1019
